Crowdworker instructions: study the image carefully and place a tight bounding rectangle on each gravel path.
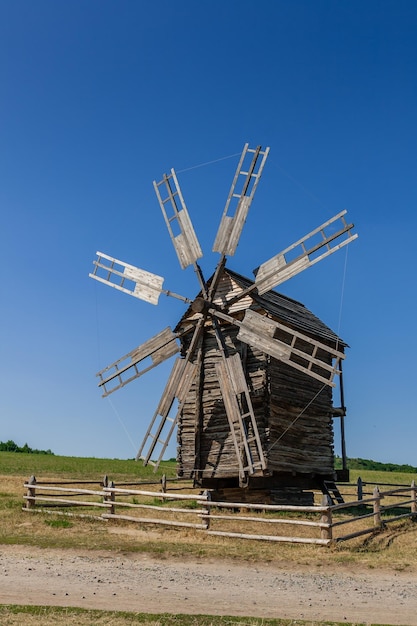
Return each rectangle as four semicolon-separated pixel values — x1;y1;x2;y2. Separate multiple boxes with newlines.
1;545;416;624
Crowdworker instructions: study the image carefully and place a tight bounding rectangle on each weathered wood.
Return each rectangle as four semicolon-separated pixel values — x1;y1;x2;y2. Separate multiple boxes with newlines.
201;490;211;530
103;486;206;501
24;483;105;497
203;513;328;528
357;476;363;500
334;527;377;542
137;357;197;467
254;210;358;293
199;499;327;513
23;476;417;546
25;475;36;510
24;496;110;508
104;501;201;514
236;308;344;387
320;494;333;541
206;530;331;545
178;297;337;482
373;486;382;527
212;144;269;257
102;513;205;529
154;169;203;270
97;327;179;397
89;251;165;305
411;480;417;516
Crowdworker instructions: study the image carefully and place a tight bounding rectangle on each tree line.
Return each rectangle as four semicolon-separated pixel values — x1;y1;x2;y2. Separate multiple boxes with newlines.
0;440;54;455
335;455;416;473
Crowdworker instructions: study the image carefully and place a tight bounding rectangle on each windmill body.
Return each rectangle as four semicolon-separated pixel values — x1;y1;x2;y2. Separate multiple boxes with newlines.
176;268;345;496
90;143;357;501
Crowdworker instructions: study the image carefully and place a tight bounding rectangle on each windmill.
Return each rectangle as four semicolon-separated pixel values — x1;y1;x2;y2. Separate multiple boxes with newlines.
90;144;357;498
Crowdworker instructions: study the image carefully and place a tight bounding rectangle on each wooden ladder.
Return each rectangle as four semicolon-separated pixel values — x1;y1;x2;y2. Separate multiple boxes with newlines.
323;480;344;504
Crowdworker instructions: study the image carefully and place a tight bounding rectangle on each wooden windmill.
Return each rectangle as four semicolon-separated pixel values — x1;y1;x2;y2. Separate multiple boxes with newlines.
90;144;357;500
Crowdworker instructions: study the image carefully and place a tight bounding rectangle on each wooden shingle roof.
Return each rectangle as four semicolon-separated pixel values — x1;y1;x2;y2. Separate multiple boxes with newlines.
176;267;347;349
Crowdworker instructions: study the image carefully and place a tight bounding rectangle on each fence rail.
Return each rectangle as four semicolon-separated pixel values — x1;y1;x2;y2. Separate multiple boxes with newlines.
23;475;416;546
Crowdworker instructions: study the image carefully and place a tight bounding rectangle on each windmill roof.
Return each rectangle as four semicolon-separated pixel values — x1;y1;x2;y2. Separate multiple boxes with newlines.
224;268;347;348
176;267;347;349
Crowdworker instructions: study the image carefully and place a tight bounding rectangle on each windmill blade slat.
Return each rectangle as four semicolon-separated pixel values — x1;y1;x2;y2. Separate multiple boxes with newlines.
236;309;344;387
154;169;203;270
97;327;179;396
255;211;358;294
136;357;197;468
212;197;251;257
157;357;196;416
215;359;249;479
90;251;164;305
213;144;269;257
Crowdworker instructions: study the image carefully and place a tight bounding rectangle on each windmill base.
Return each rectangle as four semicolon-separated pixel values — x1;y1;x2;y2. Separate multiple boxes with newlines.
193;471;348;505
208;486;315;506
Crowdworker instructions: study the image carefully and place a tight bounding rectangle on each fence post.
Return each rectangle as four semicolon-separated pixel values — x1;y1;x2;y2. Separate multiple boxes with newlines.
201;490;211;530
161;474;167;493
109;481;115;515
320;494;333;542
373;486;382;527
104;480;115;515
357;476;363;501
26;475;36;510
411;480;416;517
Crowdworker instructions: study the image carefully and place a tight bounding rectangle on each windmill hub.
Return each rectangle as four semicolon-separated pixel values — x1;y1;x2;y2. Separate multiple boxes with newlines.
191;296;208;314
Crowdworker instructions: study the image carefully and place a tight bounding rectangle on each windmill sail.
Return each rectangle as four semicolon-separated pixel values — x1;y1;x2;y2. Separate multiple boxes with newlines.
90;252;189;304
97;327;180;397
254;211;358;294
90;251;164;304
154;169;203;270
236;309;344;387
136;357;197;469
213;144;269;257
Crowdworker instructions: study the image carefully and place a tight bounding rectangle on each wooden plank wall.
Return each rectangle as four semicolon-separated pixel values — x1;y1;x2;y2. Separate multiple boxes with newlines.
177;321;335;480
268;356;334;475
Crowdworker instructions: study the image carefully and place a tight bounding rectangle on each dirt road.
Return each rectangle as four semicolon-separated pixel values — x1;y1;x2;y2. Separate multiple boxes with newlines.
1;545;416;624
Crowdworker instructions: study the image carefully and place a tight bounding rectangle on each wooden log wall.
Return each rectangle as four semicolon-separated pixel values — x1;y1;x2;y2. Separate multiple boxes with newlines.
268;353;335;475
178;317;335;480
178;323;268;479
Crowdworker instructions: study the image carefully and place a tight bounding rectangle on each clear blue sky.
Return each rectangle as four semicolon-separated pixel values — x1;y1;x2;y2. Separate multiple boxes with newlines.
1;0;416;464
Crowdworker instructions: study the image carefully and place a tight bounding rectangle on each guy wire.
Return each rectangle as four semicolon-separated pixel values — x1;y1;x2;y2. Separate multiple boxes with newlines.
267;245;350;453
94;283;138;455
176;152;241;174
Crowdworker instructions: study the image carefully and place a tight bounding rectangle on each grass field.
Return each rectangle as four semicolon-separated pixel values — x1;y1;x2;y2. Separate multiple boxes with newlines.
0;605;355;626
1;451;416;564
1;452;416;625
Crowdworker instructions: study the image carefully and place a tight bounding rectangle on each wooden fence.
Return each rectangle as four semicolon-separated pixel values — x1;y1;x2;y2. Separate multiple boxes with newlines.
23;476;417;546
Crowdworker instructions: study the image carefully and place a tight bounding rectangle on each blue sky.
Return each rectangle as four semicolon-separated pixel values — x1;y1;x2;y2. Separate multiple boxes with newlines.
1;0;416;464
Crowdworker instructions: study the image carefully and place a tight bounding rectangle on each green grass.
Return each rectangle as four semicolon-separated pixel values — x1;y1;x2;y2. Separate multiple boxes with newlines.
44;518;73;529
0;606;373;625
0;451;177;482
1;451;417;566
348;468;417;487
